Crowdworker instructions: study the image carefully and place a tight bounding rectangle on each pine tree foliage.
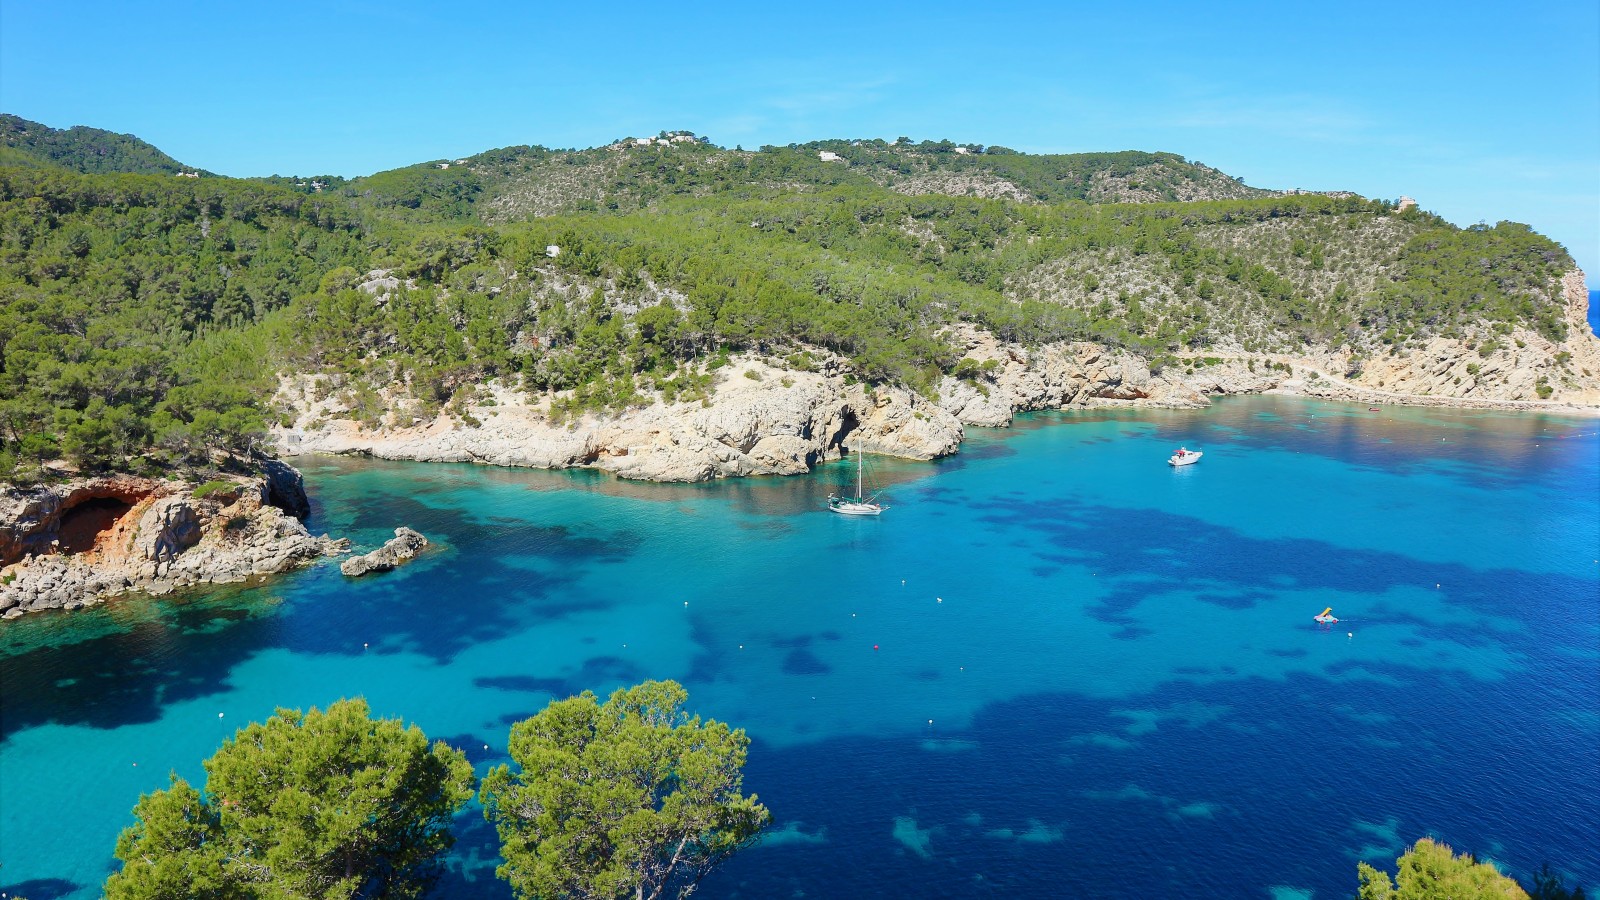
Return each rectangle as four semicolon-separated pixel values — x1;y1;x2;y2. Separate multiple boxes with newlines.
1356;839;1529;900
104;698;474;900
480;680;770;900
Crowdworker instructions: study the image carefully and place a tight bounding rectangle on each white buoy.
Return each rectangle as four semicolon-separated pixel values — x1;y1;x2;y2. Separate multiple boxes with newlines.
739;644;744;649
218;712;224;718
1347;632;1353;638
683;601;688;607
937;597;943;603
928;719;933;725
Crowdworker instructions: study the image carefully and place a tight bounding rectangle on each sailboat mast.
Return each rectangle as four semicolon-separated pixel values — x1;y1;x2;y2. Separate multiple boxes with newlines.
856;447;864;498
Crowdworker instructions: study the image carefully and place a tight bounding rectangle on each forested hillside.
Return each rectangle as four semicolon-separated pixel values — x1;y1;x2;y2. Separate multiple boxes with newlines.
0;114;203;175
337;135;1274;224
0;118;1585;484
0;167;384;479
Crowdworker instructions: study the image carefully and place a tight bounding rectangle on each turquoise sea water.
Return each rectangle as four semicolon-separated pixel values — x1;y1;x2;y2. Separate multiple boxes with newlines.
2;395;1597;899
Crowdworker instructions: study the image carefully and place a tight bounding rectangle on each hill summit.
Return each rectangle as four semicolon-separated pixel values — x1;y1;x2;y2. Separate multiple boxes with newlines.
0;114;205;176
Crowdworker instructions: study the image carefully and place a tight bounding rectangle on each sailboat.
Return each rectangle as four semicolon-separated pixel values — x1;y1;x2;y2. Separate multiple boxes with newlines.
828;444;887;516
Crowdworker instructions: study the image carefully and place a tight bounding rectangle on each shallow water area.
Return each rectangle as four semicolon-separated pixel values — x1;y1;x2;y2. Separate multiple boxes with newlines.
2;395;1596;899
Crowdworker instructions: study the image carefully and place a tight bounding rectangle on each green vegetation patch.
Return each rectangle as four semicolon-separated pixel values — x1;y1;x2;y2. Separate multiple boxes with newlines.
0;140;1577;484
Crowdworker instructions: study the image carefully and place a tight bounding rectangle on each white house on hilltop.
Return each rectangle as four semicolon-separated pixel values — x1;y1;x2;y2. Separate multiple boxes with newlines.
818;150;843;162
610;133;700;150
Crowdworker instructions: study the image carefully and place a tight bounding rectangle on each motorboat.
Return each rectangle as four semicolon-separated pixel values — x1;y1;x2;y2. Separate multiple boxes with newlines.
1168;448;1203;467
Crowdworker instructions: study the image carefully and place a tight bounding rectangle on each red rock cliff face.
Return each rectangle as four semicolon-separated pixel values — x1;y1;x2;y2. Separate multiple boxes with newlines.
0;475;167;567
0;465;346;619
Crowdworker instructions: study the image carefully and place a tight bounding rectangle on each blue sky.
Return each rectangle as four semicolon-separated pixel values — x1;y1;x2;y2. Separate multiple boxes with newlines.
4;1;1596;283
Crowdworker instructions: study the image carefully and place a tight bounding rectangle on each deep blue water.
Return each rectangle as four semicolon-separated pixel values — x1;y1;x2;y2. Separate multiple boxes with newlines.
2;396;1597;900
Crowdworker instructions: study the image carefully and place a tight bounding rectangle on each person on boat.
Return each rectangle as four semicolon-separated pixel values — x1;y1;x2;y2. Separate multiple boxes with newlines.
1177;447;1187;457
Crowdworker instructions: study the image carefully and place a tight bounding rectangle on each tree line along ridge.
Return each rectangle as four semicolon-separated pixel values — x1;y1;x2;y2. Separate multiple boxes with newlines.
0;117;1578;483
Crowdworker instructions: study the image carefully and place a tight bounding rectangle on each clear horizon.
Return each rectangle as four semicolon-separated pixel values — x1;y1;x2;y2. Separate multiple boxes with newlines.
3;0;1595;285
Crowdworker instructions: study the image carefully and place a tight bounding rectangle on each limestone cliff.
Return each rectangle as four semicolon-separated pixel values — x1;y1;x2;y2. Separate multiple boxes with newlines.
270;269;1597;482
933;328;1206;427
0;463;346;619
276;356;964;482
1344;269;1600;405
1162;268;1600;411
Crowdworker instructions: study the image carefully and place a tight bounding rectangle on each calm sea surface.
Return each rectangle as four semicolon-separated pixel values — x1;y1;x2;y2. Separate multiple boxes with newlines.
2;395;1597;899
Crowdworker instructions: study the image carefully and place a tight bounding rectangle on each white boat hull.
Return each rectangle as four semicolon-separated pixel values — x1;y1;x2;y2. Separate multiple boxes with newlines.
829;499;884;516
1168;451;1203;467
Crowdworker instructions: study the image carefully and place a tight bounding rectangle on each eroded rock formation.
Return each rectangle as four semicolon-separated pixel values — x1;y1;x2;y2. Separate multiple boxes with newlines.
340;527;428;577
0;465;347;619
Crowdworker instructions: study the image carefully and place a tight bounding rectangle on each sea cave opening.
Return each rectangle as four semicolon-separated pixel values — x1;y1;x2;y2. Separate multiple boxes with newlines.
55;496;137;555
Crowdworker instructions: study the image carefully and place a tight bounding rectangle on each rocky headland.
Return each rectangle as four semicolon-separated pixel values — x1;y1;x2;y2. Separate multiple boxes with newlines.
0;461;347;619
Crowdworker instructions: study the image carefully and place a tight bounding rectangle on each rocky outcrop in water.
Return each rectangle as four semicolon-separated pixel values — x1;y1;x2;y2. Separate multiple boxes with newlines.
0;465;347;619
262;458;312;519
340;527;428;577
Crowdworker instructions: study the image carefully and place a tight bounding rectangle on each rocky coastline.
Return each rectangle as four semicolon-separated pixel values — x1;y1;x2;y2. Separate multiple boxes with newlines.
272;270;1599;482
0;461;347;619
5;276;1594;621
273;341;1211;483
